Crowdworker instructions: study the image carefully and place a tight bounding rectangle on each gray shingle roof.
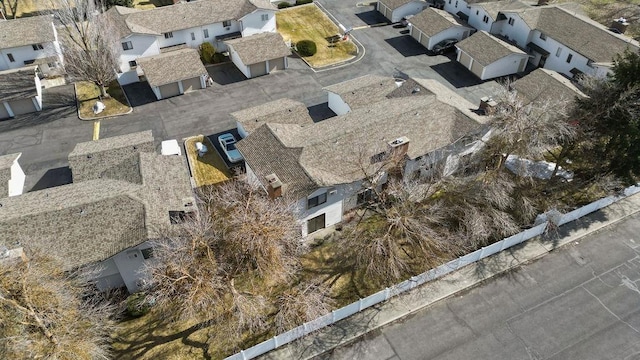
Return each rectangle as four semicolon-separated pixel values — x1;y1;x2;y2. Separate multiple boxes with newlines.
0;66;38;102
225;32;291;65
408;7;469;37
456;30;526;66
507;5;639;63
0;15;56;49
513;68;587;105
471;0;530;21
104;0;274;39
379;0;424;11
231;98;314;134
324;74;399;110
137;48;207;87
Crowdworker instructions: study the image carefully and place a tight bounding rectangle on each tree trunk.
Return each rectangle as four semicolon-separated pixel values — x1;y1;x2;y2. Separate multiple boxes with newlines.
98;84;109;99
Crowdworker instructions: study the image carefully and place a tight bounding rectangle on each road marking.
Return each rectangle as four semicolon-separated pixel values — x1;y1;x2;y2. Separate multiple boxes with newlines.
93;121;100;141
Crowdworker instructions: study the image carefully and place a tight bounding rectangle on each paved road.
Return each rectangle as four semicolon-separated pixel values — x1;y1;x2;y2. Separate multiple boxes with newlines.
318;212;640;360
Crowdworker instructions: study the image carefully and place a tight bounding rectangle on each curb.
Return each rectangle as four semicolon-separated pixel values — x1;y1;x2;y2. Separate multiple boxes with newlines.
75;82;133;121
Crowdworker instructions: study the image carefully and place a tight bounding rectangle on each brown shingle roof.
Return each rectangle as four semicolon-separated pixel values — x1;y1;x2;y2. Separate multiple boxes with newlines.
408;7;469;37
507;5;639;63
0;66;38;102
456;30;526;66
0;15;56;49
225;32;291;65
137;48;207;87
231;98;314;134
513;68;587;105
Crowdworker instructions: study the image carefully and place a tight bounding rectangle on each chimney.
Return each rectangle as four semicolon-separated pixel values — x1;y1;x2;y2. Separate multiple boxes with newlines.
265;173;283;199
610;17;629;34
479;96;497;115
387;136;410;160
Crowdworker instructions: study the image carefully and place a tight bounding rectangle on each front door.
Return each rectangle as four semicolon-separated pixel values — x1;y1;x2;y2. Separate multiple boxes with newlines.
539;54;547;68
307;213;326;234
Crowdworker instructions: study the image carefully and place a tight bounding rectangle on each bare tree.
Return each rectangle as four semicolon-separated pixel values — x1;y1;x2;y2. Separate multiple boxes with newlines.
50;0;120;97
0;249;117;359
0;0;19;19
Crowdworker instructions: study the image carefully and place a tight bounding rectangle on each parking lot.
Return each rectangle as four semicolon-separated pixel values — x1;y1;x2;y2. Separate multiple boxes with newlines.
0;0;502;192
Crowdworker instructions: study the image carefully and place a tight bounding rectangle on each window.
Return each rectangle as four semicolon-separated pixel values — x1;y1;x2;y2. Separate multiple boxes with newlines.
190;32;195;40
448;0;451;4
203;29;209;38
32;43;43;51
141;247;154;260
164;32;173;39
476;10;479;15
7;53;14;62
566;53;573;63
556;47;562;57
455;0;458;7
307;192;327;209
128;60;137;68
223;20;231;27
508;17;514;25
539;33;546;40
122;41;133;50
307;213;326;234
483;15;489;23
23;59;35;65
261;14;269;22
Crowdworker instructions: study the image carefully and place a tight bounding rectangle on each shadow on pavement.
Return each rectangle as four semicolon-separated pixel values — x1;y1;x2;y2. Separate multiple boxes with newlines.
430;61;484;88
29;166;72;192
384;35;428;57
122;82;157;107
0;85;76;132
206;63;247;86
308;102;336;123
355;10;389;26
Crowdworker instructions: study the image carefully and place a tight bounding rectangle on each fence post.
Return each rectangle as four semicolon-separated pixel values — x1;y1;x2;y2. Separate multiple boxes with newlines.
385;287;391;300
358;298;363;311
241;350;247;360
274;335;279;348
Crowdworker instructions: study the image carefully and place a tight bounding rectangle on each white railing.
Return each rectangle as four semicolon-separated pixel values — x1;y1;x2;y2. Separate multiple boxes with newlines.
225;184;640;360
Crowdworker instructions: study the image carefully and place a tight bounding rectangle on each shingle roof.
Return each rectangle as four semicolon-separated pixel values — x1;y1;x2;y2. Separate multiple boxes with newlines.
225;32;291;65
0;15;56;49
456;30;527;65
513;68;587;105
408;7;469;37
379;0;424;11
507;5;639;63
231;98;314;134
324;74;399;109
471;0;530;21
70;130;154;157
0;66;38;102
137;48;207;87
104;0;274;39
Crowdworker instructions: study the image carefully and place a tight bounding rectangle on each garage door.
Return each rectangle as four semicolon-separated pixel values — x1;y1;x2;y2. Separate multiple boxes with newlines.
420;32;430;49
182;77;201;93
471;59;484;79
410;28;420;42
0;103;10;119
159;82;181;99
249;62;267;78
8;98;36;116
268;57;285;72
458;51;472;68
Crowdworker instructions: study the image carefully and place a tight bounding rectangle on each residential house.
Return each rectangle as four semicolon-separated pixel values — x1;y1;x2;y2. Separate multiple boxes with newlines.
237;75;486;236
232;97;314;139
512;68;587;105
455;30;528;80
0;130;197;292
0;15;63;77
377;0;431;23
0;153;25;197
136;48;208;100
225;32;291;79
466;0;530;32
104;0;277;85
0;66;42;119
408;7;474;51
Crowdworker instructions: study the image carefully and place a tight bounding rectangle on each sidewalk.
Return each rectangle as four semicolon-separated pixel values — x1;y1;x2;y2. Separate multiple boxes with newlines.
260;192;640;360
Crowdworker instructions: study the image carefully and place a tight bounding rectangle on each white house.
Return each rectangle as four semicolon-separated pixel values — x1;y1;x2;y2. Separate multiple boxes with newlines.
136;48;208;100
455;30;528;80
225;32;291;79
466;0;530;33
0;153;25;198
104;0;277;85
0;15;64;77
377;0;430;23
408;7;473;50
237;75;486;237
0;66;42;119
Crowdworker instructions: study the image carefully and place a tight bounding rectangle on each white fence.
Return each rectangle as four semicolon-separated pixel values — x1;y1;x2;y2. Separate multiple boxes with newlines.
225;185;640;360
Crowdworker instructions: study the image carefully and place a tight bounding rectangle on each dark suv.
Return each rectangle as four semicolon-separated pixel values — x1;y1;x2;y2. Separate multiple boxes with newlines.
432;38;458;55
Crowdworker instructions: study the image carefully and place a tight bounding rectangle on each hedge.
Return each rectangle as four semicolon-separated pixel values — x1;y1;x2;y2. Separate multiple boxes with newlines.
296;40;317;57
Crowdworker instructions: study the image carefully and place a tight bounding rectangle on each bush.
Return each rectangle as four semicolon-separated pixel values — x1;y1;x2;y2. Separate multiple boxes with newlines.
295;0;313;4
126;292;152;318
277;2;292;8
213;52;227;63
296;40;317;57
199;42;216;64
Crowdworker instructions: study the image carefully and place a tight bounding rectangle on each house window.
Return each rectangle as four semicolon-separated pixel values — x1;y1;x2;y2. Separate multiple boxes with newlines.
128;60;137;68
307;213;326;234
223;20;231;27
483;15;489;23
261;14;269;22
539;33;546;40
7;53;14;62
203;29;209;38
448;0;451;3
455;1;458;7
23;59;35;65
476;10;479;15
32;43;44;51
164;32;173;39
121;41;133;50
140;247;154;260
566;53;573;63
556;47;562;57
508;18;514;25
307;192;327;209
191;32;195;40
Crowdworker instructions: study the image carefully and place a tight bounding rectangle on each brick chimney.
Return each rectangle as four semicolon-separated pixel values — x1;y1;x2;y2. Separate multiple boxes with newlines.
265;173;283;199
479;96;497;115
387;136;410;160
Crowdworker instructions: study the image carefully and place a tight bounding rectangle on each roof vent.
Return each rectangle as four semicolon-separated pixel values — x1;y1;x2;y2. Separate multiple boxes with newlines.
412;87;420;94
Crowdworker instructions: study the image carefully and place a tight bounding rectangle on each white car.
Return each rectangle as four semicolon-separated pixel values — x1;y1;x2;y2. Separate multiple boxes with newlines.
218;133;243;163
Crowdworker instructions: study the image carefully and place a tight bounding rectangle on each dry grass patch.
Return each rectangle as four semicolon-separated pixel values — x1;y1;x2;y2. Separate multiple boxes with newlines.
184;135;231;187
277;4;357;68
76;81;131;119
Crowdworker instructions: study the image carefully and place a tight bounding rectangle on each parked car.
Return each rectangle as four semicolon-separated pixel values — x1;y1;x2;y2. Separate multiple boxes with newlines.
218;133;243;163
432;38;458;55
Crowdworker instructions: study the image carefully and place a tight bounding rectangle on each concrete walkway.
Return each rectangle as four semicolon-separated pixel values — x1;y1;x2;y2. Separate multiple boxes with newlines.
259;192;640;360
